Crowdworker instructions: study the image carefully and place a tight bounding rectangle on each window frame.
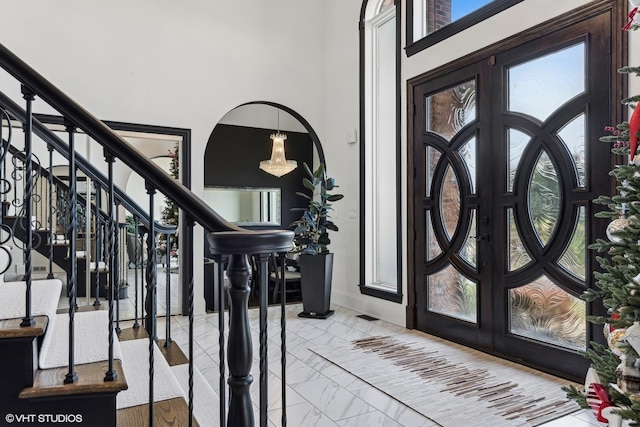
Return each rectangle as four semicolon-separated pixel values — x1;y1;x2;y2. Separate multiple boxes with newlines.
406;0;524;57
359;0;403;303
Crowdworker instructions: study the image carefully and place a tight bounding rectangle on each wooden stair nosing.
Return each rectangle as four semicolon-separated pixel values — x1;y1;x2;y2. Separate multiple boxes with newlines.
157;339;189;367
117;398;200;427
56;304;107;315
118;330;189;367
118;326;149;342
19;359;127;399
0;315;48;339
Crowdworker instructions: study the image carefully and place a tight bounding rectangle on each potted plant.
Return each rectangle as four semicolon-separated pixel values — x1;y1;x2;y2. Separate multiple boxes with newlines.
291;162;343;318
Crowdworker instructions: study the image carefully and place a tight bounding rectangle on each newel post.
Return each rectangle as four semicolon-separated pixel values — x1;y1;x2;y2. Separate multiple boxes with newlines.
207;229;293;427
225;253;254;426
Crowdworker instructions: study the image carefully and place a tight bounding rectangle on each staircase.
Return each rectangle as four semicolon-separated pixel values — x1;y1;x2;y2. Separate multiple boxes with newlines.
0;42;294;426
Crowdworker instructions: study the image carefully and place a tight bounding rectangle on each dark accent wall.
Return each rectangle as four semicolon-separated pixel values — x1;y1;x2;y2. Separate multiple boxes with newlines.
204;123;313;231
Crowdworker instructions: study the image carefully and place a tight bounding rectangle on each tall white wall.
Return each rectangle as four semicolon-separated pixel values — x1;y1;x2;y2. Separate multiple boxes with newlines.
0;0;327;313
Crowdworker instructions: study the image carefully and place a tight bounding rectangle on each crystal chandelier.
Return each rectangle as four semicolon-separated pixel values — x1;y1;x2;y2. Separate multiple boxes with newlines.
259;110;297;177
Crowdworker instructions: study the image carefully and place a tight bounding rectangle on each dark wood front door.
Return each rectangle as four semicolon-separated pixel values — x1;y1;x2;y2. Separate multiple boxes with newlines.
410;10;615;380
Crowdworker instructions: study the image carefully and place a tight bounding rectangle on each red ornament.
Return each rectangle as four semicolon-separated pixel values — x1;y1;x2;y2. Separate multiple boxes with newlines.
629;103;640;161
586;383;612;423
624;7;639;31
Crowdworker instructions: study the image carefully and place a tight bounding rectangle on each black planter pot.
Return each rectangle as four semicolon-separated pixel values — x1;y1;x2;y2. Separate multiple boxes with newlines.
298;252;334;319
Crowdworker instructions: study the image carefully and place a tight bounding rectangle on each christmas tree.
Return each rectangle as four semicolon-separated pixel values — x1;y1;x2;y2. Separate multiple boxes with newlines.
159;142;179;257
563;11;640;424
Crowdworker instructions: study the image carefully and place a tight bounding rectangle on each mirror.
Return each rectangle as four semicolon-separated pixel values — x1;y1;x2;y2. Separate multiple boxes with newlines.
203;186;281;226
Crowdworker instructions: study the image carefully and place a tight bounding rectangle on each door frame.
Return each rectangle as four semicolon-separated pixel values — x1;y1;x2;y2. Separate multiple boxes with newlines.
406;0;625;380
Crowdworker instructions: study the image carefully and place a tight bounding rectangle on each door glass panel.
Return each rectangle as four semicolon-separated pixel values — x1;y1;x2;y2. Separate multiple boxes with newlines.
426;80;476;142
428;264;477;323
460;208;477;269
426;210;442;262
460;137;477;194
528;150;560;247
558;114;586;188
509;276;586;351
507;129;530;192
426;146;442;198
507;208;532;271
508;43;585;122
441;164;460;240
558;206;586;281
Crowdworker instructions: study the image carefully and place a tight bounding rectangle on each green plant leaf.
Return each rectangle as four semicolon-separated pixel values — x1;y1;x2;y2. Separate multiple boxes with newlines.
325;222;339;232
303;162;313;177
326;177;336;190
303;178;314;191
313;163;325;180
295;191;312;200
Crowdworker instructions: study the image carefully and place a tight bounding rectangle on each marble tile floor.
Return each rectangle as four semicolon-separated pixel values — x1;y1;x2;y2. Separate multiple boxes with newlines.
119;303;604;427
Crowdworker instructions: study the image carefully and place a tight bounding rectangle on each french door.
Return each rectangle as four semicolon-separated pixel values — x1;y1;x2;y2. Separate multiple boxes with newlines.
411;11;613;379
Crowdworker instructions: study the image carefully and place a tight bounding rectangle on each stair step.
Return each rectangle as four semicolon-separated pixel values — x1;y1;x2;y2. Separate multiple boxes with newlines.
116;339;185;410
19;359;127;399
117;397;199;427
158;339;189;367
56;304;107;315
0;315;48;339
39;311;123;369
88;261;107;271
0;279;62;325
118;326;149;342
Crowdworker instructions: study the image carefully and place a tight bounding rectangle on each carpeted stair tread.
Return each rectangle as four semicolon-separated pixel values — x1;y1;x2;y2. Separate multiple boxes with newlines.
116;339;185;409
19;359;127;399
0;279;62;323
88;261;108;271
0;315;48;339
171;363;219;427
39;310;123;369
117;397;199;427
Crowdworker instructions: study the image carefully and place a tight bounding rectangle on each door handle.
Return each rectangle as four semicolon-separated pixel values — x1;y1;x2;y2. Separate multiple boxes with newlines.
476;233;490;242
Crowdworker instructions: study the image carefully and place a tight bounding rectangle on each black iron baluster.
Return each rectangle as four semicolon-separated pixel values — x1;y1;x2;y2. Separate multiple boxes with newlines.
145;183;157;427
104;151;117;382
215;254;227;427
0;109;11;244
46;143;54;279
258;253;269;427
186;218;195;427
63;119;78;384
20;85;35;328
114;199;121;335
133;215;140;329
93;186;102;307
164;232;171;347
226;253;254;427
279;252;287;427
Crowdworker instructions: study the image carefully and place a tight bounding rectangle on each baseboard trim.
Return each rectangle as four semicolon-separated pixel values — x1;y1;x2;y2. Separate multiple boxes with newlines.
332;290;406;327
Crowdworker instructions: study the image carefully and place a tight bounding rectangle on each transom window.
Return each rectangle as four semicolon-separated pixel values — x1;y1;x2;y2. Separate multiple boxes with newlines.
407;0;523;56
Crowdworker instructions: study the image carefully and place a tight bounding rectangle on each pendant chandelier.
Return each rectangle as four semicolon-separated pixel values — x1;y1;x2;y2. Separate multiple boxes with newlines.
259;109;297;177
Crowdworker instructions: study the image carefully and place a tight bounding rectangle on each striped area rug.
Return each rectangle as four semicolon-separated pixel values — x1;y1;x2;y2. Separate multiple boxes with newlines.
311;335;580;426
